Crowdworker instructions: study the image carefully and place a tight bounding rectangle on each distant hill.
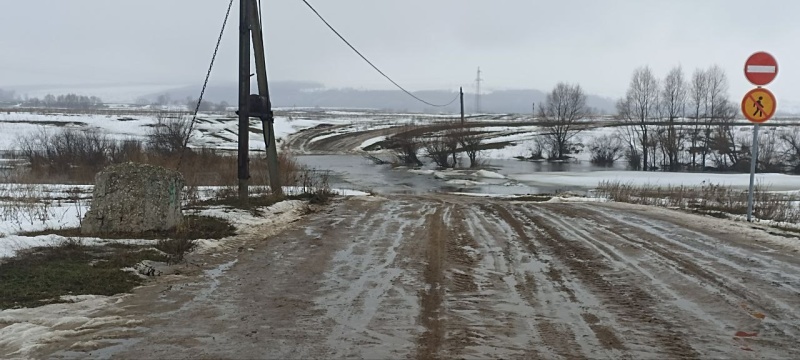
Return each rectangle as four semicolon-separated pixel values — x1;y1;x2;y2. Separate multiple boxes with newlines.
143;81;617;115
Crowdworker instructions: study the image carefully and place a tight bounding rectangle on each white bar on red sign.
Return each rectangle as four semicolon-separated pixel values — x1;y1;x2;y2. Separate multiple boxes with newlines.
747;65;777;73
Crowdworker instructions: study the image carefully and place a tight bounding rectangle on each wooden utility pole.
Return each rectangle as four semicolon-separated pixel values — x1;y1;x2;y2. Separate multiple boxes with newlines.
247;0;282;196
460;87;464;124
237;0;251;202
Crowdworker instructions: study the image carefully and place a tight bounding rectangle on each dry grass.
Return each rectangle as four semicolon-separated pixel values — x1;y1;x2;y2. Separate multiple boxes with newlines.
596;180;800;223
0;240;169;309
9;126;304;187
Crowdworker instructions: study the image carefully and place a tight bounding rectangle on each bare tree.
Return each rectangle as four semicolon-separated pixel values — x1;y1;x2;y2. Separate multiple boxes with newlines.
661;66;687;171
702;65;729;169
709;100;744;170
387;126;423;166
458;127;483;168
445;125;462;167
613;124;642;170
618;67;660;170
780;127;800;174
147;112;192;155
688;68;708;169
538;82;588;160
757;127;784;173
425;135;453;168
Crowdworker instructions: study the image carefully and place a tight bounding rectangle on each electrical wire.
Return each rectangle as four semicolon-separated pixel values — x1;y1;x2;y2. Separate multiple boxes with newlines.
177;0;235;169
299;0;459;108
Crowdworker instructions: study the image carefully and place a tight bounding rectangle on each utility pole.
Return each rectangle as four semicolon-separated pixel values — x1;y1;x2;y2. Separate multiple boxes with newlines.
475;67;482;114
237;0;251;202
248;0;282;196
460;87;464;124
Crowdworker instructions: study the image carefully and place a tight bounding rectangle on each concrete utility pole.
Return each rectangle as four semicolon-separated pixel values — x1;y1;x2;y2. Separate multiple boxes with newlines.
238;0;251;202
248;0;282;196
475;67;482;114
237;0;282;202
460;87;465;124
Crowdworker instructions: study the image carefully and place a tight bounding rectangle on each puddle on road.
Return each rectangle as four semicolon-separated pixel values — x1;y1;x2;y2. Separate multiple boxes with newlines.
198;259;239;302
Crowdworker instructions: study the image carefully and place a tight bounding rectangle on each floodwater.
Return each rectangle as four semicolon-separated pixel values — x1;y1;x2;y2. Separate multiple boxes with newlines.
295;155;624;195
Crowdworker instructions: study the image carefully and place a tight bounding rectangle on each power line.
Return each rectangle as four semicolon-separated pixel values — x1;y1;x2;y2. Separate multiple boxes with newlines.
299;0;459;108
178;0;235;169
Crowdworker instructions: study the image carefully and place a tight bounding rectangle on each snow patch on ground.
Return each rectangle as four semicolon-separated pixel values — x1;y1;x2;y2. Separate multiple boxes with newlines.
446;179;486;187
474;170;506;179
0;235;159;259
0;295;135;357
308;132;344;144
358;136;387;150
194;200;308;253
546;196;610;203
408;169;435;176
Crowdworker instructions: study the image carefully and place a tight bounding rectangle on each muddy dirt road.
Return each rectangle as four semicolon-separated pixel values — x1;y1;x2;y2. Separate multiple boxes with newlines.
25;196;800;359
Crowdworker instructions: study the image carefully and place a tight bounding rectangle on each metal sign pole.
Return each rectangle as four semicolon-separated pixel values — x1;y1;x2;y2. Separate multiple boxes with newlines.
746;124;760;222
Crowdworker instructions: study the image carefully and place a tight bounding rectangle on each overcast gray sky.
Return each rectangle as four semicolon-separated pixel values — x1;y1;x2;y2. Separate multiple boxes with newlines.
2;0;798;102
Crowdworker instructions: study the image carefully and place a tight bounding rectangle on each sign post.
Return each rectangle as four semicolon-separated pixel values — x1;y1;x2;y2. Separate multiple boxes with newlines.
742;52;778;222
746;124;759;222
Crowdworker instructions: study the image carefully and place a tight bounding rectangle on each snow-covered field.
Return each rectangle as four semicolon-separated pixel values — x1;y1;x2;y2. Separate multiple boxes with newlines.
0;110;392;152
511;171;800;191
2;108;800;200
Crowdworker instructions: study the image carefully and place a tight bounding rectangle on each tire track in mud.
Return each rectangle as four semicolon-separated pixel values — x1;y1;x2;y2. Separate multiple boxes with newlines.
550;203;800;356
416;205;448;360
516;204;701;359
315;199;437;359
412;199;549;359
485;203;626;359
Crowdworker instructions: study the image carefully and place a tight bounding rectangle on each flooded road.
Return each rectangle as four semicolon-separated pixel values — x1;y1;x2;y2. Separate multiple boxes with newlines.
295;154;612;196
25;195;800;359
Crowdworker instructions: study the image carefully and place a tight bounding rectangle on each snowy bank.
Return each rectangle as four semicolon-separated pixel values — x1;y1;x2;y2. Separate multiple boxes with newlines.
511;171;800;191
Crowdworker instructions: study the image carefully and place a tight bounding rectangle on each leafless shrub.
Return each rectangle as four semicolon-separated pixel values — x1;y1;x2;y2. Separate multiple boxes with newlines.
425;135;452;168
15;128;118;181
296;169;333;204
147;112;191;155
387;127;423;167
458;127;482;168
589;135;624;166
528;138;545;160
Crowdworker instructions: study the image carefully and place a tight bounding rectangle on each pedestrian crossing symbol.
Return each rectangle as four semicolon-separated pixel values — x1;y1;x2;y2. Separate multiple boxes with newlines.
741;88;776;123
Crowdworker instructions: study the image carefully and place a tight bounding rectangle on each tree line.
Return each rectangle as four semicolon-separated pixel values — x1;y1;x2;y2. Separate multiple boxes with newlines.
20;93;104;109
135;93;231;112
536;66;800;174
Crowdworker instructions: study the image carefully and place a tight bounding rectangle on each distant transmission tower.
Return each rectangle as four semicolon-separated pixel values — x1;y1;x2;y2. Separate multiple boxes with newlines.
475;67;482;113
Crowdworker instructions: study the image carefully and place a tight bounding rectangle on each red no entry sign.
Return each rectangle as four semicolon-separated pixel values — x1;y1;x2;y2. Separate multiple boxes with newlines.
744;52;778;86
